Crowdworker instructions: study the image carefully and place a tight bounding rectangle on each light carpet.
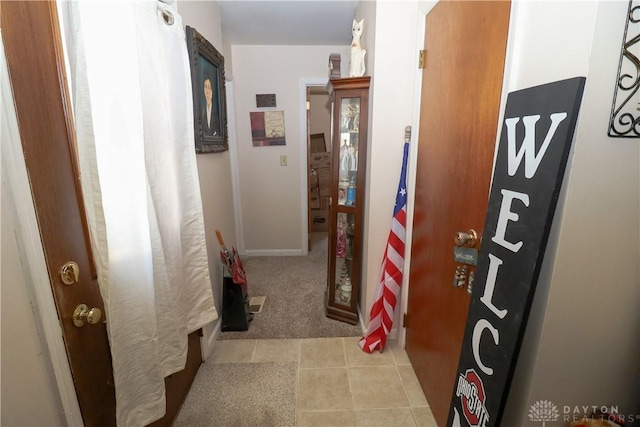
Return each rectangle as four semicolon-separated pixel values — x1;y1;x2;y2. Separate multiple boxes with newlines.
173;361;297;427
218;232;363;340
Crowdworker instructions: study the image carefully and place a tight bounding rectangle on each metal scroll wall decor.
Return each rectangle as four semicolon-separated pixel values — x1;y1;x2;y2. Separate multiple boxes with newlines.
609;0;640;138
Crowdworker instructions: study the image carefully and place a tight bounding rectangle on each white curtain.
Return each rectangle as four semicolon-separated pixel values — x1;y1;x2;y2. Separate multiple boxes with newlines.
62;1;218;425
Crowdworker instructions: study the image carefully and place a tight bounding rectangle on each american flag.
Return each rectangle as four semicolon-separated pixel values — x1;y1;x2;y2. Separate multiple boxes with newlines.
359;132;410;353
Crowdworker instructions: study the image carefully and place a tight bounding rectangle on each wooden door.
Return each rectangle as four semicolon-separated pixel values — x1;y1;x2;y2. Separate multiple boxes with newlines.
2;2;116;425
2;3;202;426
405;2;510;426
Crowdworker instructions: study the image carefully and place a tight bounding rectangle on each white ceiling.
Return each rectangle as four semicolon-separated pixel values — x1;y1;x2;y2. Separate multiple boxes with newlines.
218;0;358;45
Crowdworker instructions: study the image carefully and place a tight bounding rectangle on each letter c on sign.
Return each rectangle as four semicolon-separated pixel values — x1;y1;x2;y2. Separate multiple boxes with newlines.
472;319;500;375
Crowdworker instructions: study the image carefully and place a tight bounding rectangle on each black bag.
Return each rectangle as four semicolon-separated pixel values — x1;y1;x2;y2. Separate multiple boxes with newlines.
221;276;253;332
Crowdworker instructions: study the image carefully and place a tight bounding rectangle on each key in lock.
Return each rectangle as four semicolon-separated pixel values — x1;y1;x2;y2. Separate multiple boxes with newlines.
452;265;467;288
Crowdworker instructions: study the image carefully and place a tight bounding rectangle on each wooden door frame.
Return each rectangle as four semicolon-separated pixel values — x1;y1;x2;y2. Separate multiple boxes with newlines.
398;2;436;347
1;39;84;427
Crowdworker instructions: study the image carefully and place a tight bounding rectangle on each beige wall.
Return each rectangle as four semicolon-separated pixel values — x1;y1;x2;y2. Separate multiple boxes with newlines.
359;0;420;330
230;44;348;254
178;1;235;334
1;188;64;426
502;1;640;422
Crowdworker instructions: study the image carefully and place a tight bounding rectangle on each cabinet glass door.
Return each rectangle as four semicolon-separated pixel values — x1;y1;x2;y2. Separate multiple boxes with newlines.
333;212;356;306
337;97;360;207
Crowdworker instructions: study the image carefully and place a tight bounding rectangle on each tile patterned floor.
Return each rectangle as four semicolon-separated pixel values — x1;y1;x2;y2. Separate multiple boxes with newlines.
206;337;438;427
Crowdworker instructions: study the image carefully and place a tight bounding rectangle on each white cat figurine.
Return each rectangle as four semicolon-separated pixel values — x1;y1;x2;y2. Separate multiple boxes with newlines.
349;19;366;77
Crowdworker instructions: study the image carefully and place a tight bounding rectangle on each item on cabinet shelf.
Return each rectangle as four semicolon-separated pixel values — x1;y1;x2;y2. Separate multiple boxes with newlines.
340;278;352;304
347;220;355;259
349;19;366;77
339;138;349;171
341;143;357;172
336;213;348;258
346;180;356;206
350;105;360;131
338;188;347;205
338;178;349;205
339;259;350;283
341;102;360;132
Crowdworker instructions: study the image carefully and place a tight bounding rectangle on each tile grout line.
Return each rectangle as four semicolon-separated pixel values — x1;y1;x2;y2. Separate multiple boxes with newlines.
250;339;258;362
295;338;302;426
342;337;358;424
394;363;421;427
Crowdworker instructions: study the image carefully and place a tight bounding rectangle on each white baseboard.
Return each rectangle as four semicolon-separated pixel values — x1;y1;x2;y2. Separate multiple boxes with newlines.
357;305;366;335
244;249;303;257
388;326;399;340
200;319;221;362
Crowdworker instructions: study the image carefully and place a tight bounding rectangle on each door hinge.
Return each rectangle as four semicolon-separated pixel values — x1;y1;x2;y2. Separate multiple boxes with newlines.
306;101;311;110
403;313;408;327
418;50;426;69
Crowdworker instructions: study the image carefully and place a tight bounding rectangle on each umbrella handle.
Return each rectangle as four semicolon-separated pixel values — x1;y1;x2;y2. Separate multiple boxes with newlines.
215;229;226;247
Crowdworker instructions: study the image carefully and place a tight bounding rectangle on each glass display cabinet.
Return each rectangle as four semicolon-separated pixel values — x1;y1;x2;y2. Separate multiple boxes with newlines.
325;76;370;324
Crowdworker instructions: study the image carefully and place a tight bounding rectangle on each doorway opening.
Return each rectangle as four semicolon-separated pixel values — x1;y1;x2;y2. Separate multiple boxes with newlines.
306;84;332;255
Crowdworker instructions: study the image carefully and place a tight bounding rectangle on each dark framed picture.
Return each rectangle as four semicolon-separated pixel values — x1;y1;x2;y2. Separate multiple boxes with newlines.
186;26;228;153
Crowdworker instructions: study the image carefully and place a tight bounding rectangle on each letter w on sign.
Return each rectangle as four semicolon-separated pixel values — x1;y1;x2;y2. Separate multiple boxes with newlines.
448;77;586;427
505;113;568;179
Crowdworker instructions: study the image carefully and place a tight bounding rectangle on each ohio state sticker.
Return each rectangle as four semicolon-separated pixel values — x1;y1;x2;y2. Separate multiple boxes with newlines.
455;369;489;427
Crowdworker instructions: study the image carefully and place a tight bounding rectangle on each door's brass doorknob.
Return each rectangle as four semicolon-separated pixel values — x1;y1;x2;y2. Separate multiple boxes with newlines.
72;304;102;327
454;229;478;247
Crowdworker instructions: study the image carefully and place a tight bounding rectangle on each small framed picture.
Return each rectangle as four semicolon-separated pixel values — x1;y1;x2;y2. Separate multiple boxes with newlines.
186;26;228;153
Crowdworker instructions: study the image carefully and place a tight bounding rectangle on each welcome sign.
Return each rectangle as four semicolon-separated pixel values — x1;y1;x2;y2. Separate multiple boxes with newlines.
448;77;586;427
